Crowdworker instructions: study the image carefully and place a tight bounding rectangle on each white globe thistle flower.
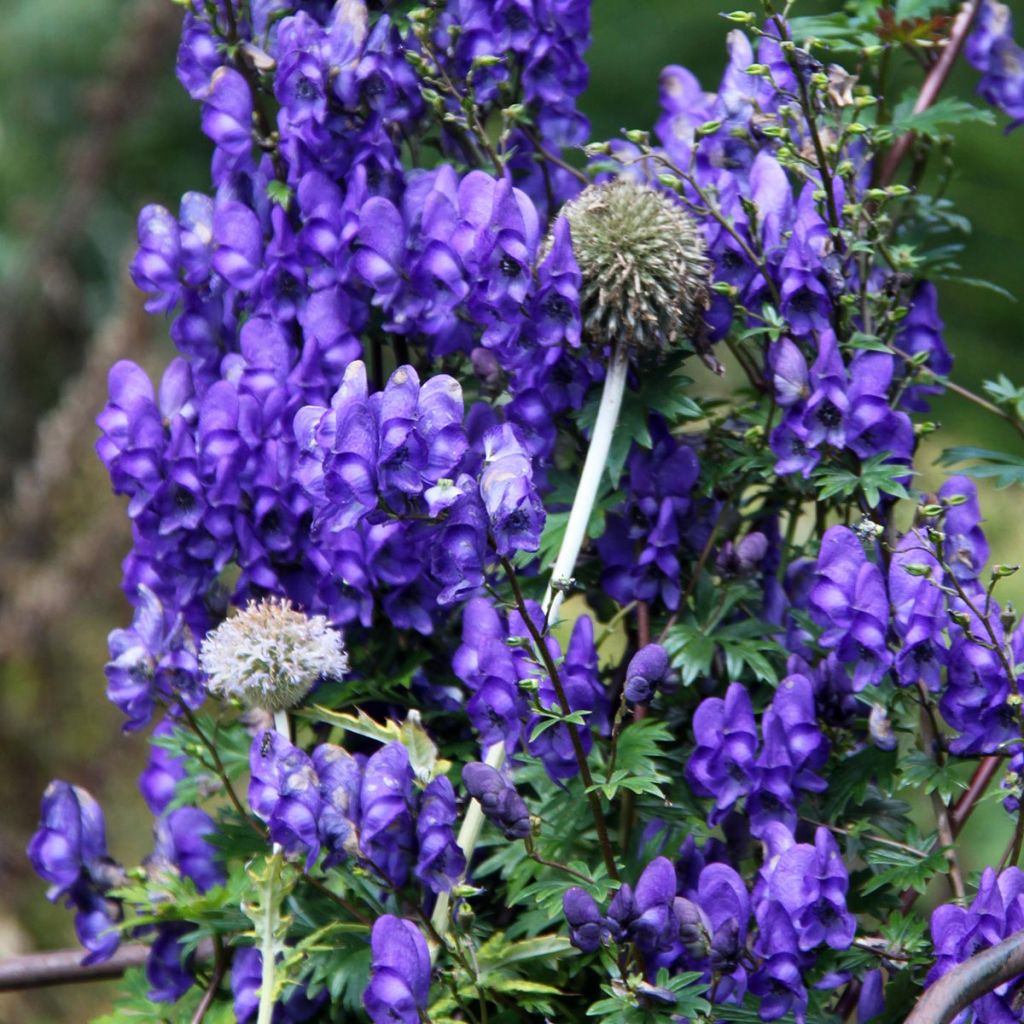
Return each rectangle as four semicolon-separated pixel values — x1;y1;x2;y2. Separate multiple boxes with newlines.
199;598;348;711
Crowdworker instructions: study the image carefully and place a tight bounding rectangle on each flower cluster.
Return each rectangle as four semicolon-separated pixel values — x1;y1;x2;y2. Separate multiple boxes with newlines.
686;677;828;836
25;3;1024;1024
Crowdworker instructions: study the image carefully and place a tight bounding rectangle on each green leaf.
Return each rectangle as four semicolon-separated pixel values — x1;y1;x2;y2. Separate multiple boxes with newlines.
897;751;968;803
883;96;995;142
935;446;1024;489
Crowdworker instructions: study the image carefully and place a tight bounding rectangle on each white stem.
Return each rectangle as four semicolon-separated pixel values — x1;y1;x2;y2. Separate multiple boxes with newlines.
257;710;290;1024
429;342;630;961
428;741;506;957
541;340;630;624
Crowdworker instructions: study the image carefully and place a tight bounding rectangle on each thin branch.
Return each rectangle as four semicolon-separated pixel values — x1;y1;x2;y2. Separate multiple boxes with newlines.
190;937;227;1024
500;555;620;882
0;944;150;992
877;0;984;187
904;927;1024;1024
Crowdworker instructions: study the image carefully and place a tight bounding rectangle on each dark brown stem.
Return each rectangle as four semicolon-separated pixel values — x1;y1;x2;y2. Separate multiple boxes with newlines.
877;0;983;187
905;927;1024;1024
499;556;620;882
190;937;227;1024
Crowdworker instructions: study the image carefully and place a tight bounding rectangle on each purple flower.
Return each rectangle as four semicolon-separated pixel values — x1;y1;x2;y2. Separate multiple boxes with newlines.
313;743;362;868
461;762;531;840
563;887;609;953
623;643;670;704
359;742;416;887
415;776;466;894
686;683;758;822
146;923;195;1003
478;424;545;556
152;807;225;893
809;526;892;690
131;205;182;314
139;718;187;815
939;476;989;582
630;856;679;957
249;730;322;869
363;916;431;1024
201;68;254;168
768;827;855;951
27;782;124;964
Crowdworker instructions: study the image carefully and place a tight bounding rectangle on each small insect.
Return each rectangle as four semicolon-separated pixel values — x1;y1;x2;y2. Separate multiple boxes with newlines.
260;732;273;757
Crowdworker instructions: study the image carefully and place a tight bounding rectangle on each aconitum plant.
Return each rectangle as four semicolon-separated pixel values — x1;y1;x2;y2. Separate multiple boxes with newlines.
19;1;1024;1023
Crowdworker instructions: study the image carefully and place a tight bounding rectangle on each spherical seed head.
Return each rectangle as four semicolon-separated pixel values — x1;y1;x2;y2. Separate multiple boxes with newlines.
199;598;348;711
556;179;712;355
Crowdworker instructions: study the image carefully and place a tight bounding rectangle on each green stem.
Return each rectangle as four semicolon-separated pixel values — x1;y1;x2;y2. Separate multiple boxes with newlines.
256;852;283;1024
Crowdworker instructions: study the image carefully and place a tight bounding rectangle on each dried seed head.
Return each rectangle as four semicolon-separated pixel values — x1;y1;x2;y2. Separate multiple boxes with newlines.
199;598;348;711
555;179;712;356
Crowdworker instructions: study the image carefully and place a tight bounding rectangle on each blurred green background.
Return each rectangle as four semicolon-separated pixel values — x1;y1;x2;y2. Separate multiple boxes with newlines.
1;1;1022;1020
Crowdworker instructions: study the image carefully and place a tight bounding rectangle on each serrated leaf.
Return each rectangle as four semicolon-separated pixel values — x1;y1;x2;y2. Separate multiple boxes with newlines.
935;446;1024;488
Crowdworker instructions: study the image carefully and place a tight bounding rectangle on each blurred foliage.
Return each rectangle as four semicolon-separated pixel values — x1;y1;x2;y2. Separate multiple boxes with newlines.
1;1;1022;1021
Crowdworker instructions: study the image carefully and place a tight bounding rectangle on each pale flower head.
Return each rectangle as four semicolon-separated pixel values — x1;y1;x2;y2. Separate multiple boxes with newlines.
199;598;348;711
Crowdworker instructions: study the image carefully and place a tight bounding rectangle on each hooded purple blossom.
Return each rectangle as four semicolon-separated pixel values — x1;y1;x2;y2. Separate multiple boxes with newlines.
359;742;416;887
966;1;1024;129
808;526;892;690
686;683;758;822
146;923;195;1003
363;916;432;1024
478;423;545;556
151;806;225;893
27;782;124;964
415;776;466;894
768;827;855;951
563;887;610;953
461;762;531;840
313;743;362;868
249;730;322;870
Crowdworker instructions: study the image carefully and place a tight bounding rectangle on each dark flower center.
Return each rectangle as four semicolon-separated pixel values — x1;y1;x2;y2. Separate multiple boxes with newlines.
816;401;842;427
500;254;522;278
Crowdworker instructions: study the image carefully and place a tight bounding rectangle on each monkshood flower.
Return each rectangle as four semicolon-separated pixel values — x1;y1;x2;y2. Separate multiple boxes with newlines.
453;597;530;751
363;916;432;1024
200;597;348;711
105;584;203;732
930;867;1024;1024
249;730;322;869
527;614;609;780
151;806;225;893
623;643;670;704
766;827;856;952
629;857;679;959
139;718;187;815
415;776;466;895
939;476;989;584
360;742;416;887
809;526;892;690
478;423;545;557
146;923;195;1003
313;743;362;868
893;282;952;412
232;947;329;1023
461;762;531;840
889;530;948;690
563;888;611;953
27;782;124;964
598;418;702;611
965;1;1024;130
685;682;758;823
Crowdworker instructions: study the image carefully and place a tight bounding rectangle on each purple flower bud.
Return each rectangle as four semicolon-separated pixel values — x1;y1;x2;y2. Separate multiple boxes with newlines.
623;643;670;704
461;762;531;840
415;776;466;894
201;68;253;166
